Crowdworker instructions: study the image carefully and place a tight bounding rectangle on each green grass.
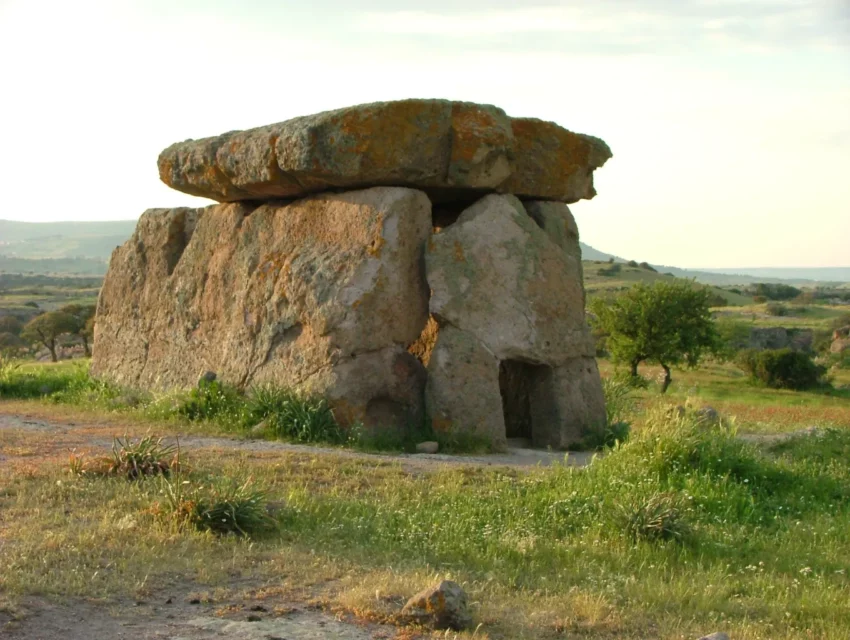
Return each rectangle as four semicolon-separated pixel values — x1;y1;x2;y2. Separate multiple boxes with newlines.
1;409;849;638
597;358;850;435
0;359;491;453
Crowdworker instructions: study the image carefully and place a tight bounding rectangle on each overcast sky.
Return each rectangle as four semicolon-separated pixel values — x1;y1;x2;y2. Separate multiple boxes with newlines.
1;0;847;268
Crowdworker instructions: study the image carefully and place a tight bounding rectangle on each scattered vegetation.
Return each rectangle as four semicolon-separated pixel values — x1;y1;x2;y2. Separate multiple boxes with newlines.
737;348;828;390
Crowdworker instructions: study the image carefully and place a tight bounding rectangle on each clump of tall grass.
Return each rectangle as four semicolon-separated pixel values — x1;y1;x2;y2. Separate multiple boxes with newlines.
244;384;343;443
69;435;178;479
158;475;275;537
614;492;691;543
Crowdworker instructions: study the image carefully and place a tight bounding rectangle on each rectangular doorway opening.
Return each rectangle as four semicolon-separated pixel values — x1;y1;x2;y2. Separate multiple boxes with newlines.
499;359;553;446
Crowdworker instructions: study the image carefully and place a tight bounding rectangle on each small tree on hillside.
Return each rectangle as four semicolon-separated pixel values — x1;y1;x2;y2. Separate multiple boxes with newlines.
60;304;96;356
21;311;78;362
589;281;721;393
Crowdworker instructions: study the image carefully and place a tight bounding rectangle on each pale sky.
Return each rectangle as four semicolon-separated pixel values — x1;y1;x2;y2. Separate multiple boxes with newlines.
1;0;848;268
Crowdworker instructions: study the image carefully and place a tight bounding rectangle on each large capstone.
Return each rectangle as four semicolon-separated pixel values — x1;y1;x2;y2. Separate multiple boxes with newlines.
158;100;611;205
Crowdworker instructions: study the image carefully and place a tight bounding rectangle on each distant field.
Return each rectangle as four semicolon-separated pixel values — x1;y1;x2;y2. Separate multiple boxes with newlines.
714;303;850;331
0;274;101;320
583;260;754;306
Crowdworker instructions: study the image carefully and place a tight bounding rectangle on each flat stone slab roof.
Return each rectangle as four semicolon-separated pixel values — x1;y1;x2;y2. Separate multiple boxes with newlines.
158;99;611;204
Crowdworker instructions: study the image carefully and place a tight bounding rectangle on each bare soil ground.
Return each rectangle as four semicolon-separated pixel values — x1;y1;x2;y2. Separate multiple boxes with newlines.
2;589;401;640
0;405;591;639
0;408;592;473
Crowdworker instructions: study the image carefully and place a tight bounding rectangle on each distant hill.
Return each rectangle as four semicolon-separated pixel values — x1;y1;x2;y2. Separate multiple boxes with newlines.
579;242;622;263
0;219;136;261
582;261;754;306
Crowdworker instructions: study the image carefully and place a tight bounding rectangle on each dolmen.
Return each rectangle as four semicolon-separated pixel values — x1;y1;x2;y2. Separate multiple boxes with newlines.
92;99;612;449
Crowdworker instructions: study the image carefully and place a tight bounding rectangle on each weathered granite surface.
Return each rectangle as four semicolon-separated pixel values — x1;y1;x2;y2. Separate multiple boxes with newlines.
158;99;611;204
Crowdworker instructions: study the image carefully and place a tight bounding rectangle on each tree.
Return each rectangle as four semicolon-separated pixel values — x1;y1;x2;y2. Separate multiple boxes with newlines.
589;281;721;393
60;304;96;356
0;316;23;336
20;311;78;362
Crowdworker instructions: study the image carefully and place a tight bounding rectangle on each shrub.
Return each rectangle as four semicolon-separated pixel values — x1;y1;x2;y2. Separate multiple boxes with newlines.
749;283;802;301
638;261;657;272
626;260;639;268
753;295;767;303
736;348;827;390
615;492;691;543
245;385;343;443
765;302;787;316
70;435;177;479
160;476;274;537
597;263;622;277
177;379;242;422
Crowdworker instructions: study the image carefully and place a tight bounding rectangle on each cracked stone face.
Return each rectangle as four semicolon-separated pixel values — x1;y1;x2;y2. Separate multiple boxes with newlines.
91;187;431;430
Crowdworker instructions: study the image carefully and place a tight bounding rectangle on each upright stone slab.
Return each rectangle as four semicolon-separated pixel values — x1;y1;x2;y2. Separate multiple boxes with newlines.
424;194;606;448
92;187;432;431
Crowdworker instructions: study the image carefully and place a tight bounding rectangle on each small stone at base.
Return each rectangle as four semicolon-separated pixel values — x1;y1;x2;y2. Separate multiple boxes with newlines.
415;441;439;454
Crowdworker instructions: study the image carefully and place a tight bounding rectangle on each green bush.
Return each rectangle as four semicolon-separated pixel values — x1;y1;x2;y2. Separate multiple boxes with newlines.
597;263;622;277
615;492;691;543
764;302;787;316
736;348;827;390
70;435;177;479
245;385;343;443
568;378;632;451
161;476;274;537
176;379;243;422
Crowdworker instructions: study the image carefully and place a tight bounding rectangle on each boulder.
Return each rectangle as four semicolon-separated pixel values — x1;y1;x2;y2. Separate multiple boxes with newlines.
415;441;439;454
401;580;471;630
698;633;730;640
92;187;431;431
159;99;611;205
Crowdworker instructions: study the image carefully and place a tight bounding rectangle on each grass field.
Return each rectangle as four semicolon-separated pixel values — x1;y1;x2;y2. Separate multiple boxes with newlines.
714;303;850;330
0;275;101;320
583;261;755;306
1;358;849;639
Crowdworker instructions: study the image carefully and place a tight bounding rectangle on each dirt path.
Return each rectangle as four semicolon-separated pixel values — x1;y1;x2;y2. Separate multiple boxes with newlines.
0;410;593;472
3;590;402;640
